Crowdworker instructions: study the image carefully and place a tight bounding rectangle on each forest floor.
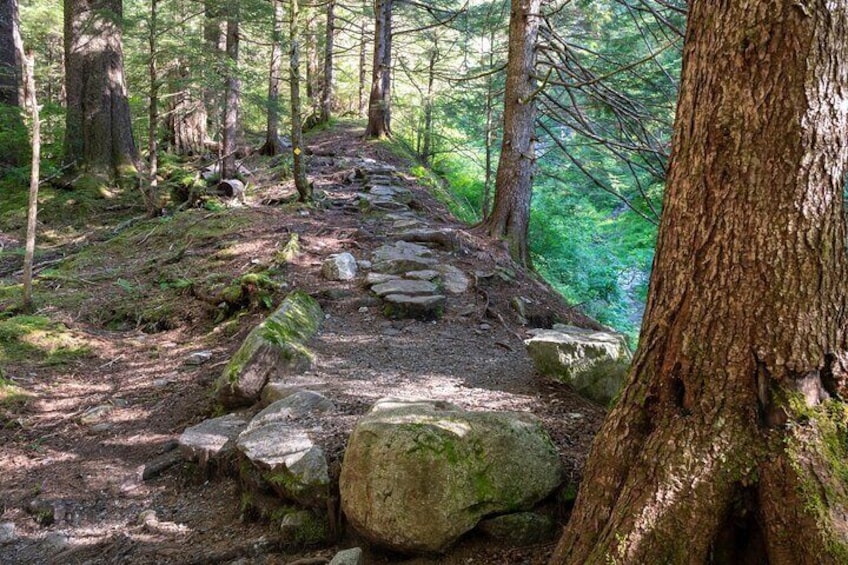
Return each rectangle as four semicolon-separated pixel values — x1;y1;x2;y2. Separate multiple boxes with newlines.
0;121;606;564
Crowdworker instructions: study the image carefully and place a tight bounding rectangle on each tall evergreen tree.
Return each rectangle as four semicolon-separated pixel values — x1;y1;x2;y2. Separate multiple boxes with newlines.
479;0;540;266
364;0;392;138
0;0;25;168
551;2;848;563
63;0;138;179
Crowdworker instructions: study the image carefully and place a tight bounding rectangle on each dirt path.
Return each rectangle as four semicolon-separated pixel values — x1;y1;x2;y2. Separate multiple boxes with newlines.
0;123;605;564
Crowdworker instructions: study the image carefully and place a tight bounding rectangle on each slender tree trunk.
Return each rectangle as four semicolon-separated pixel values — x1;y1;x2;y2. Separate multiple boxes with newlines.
145;0;159;215
421;45;437;164
260;0;284;156
221;5;239;180
478;0;539;266
0;0;24;167
63;0;139;179
289;0;310;202
364;0;392;138
358;0;368;118
22;51;39;312
481;28;497;219
203;0;225;143
305;13;318;111
551;3;848;564
319;0;335;124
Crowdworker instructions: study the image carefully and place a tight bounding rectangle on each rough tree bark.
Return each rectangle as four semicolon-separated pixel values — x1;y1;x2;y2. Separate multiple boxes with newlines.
319;0;335;125
63;0;139;179
478;0;539;266
164;62;207;156
260;0;285;156
364;0;392;138
289;0;310;201
145;0;159;215
550;3;848;564
220;3;239;180
0;0;24;167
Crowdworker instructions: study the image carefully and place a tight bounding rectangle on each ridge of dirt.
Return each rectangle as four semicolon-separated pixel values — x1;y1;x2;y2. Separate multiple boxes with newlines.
0;123;605;564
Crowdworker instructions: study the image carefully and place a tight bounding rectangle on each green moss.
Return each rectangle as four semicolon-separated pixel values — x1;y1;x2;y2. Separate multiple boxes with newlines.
0;314;92;365
785;395;848;559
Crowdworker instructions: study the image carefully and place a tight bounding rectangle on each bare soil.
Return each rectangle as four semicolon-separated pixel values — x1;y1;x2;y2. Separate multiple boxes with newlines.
0;123;605;564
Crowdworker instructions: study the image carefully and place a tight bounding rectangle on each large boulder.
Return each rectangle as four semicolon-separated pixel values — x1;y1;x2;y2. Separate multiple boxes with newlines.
339;399;563;553
525;325;631;405
216;291;323;408
236;391;334;507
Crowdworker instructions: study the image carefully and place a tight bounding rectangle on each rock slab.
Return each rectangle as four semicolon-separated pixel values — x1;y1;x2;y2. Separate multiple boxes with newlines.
340;398;563;553
179;414;249;469
216;291;323;408
329;547;364;565
525;325;631;405
236;391;333;506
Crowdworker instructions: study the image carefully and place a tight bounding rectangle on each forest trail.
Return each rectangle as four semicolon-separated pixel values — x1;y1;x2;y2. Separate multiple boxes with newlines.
0;122;604;564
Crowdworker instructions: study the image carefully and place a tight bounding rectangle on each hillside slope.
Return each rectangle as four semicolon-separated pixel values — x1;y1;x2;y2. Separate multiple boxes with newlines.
0;122;606;564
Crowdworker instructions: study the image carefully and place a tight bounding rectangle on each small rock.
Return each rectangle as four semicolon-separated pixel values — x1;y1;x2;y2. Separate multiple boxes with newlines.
0;522;16;545
357;260;372;270
479;323;492;331
478;512;556;546
138;509;159;528
90;422;113;433
80;404;112;424
42;532;69;552
185;350;213;366
329;547;364;565
358;306;369;313
322;253;358;281
435;264;470;294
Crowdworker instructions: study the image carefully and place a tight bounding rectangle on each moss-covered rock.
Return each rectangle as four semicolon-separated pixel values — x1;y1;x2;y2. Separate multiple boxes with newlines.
339;399;563;553
525;324;631;405
216;291;323;408
477;512;556;546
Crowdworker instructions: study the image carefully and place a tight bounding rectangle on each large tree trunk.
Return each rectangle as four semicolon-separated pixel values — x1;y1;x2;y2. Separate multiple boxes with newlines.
319;0;335;125
164;62;207;156
550;3;848;564
0;0;21;107
0;0;24;168
220;5;239;180
289;0;310;202
478;0;539;266
203;0;225;143
260;0;285;156
364;0;392;138
63;0;139;179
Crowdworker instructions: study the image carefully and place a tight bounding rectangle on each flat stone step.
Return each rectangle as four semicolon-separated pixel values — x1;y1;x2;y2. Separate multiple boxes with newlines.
382;294;446;321
371;279;439;297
